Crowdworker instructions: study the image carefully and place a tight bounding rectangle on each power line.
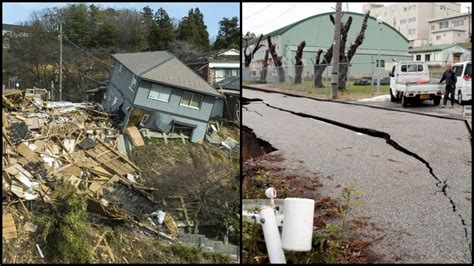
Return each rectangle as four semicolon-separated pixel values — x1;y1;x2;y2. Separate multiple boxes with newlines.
63;35;115;67
62;60;108;84
244;4;272;21
248;5;297;34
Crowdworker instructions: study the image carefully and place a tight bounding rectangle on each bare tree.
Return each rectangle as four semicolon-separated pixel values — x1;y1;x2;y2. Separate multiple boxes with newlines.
313;11;370;89
260;49;269;82
267;36;285;83
294;41;306;84
243;34;263;68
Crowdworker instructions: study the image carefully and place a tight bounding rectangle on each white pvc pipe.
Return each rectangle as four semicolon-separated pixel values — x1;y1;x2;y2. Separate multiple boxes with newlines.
281;198;315;251
259;206;286;263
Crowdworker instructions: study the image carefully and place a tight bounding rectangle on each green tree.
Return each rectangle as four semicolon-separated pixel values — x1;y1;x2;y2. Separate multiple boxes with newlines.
63;4;90;47
148;8;175;50
177;8;210;50
213;17;240;50
36;183;93;263
97;20;119;47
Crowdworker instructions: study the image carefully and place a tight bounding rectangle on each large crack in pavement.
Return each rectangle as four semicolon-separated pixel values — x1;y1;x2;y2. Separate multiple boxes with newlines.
242;97;471;254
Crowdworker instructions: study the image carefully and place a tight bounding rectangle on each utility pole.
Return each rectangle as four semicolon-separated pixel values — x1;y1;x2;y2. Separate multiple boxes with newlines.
330;2;342;99
59;22;63;101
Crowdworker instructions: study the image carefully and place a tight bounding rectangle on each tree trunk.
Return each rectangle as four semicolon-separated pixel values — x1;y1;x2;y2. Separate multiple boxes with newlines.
294;41;306;84
339;11;370;90
244;35;263;68
267;36;285;83
260;49;269;82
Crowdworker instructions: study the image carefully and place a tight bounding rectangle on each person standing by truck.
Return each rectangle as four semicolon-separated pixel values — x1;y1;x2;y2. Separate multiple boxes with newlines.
439;64;457;108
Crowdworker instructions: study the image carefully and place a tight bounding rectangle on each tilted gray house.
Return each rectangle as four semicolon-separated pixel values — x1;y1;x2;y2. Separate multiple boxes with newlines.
102;51;224;142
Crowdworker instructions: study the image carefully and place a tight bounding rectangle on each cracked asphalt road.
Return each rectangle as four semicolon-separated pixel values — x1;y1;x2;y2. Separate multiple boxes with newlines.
243;88;472;263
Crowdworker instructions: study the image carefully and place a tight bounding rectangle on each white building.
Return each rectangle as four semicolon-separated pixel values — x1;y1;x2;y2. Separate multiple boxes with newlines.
363;3;461;47
409;43;471;66
427;13;471;46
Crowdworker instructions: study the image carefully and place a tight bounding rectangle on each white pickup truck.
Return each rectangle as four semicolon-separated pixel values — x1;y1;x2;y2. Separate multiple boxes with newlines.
452;61;472;105
389;61;443;107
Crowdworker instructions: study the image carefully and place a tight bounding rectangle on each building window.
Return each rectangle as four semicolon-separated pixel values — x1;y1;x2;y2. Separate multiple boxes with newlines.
436;35;441;40
408;17;416;23
400;19;407;24
408;29;416;35
416;55;421;61
452;19;464;27
129;76;137;92
140;114;150;124
376;59;385;68
439;20;448;29
404;7;407;11
180;92;203;109
148;84;172;102
425;54;430;61
408;5;416;11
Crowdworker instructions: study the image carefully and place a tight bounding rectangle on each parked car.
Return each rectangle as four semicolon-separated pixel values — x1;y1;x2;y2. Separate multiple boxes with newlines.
353;76;372;85
389;61;443;107
353;76;389;85
452;61;472;105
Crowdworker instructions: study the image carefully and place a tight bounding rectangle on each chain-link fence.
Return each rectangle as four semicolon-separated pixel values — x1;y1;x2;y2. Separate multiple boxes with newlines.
243;60;458;97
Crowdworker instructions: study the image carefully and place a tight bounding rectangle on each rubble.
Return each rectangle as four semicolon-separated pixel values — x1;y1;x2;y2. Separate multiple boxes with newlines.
1;92;185;247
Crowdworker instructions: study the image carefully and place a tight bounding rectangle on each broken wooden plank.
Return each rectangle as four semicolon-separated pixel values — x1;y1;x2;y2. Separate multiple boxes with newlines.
125;126;144;147
2;212;17;240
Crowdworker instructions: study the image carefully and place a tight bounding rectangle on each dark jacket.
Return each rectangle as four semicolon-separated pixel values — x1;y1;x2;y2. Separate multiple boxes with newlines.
439;70;457;86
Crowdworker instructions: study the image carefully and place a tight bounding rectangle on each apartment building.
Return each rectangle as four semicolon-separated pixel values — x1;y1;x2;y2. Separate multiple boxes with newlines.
427;13;472;45
363;3;461;47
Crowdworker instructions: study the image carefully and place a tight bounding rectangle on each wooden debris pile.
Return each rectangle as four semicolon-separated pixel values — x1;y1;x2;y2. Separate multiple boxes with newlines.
2;94;181;243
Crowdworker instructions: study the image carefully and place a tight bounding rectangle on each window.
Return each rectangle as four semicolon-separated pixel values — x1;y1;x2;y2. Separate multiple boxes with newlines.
416;55;421;61
436;35;441;40
465;63;472;76
452;19;464;27
401;64;423;72
439;20;448;29
376;59;385;68
180;92;203;109
408;29;416;35
400;19;407;24
404;7;407;11
148;84;172;102
140;114;150;124
425;54;430;61
408;17;416;23
431;25;435;30
408;5;416;11
453;66;463;77
129;76;137;92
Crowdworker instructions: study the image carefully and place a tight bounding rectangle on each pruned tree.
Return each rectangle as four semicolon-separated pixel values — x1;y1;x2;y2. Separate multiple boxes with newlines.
243;34;263;68
294;41;306;84
338;11;370;90
260;49;269;82
267;36;285;83
313;11;370;89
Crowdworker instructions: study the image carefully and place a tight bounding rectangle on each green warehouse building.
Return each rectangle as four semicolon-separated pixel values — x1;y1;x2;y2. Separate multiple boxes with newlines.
244;11;412;78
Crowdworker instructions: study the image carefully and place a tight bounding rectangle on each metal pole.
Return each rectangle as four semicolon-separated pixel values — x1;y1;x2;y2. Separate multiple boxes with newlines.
330;2;342;99
371;54;374;95
59;23;63;101
377;25;381;93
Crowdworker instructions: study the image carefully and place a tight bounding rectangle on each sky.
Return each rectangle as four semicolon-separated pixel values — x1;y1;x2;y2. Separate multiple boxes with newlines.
2;2;240;39
243;2;472;35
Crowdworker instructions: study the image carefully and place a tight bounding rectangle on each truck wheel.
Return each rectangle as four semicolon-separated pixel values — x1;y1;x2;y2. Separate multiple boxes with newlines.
390;89;396;102
433;96;441;106
402;95;408;107
458;91;463;105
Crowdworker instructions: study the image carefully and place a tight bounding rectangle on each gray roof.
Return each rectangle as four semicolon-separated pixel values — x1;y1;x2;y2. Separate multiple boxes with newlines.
112;51;223;97
212;76;240;91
